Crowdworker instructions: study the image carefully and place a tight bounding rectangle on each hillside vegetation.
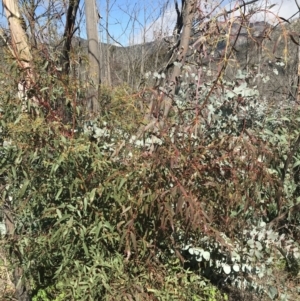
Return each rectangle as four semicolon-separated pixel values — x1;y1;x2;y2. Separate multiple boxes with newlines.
1;1;300;301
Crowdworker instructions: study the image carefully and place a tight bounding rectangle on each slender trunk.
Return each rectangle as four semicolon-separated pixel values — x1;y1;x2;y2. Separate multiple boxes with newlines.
133;0;195;141
25;0;37;48
127;65;130;84
85;0;101;113
246;23;249;73
106;0;111;86
162;0;196;121
57;0;80;121
139;5;146;86
154;5;166;70
60;0;80;75
100;31;104;80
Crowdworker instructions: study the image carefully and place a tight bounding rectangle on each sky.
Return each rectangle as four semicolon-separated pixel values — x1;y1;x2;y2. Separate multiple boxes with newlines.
0;0;299;46
99;0;300;45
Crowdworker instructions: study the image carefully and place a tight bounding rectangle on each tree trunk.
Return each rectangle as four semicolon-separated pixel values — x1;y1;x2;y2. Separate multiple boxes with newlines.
162;0;196;122
24;0;37;48
85;0;101;113
3;0;33;70
60;0;80;75
2;2;33;298
106;0;111;86
124;0;196;149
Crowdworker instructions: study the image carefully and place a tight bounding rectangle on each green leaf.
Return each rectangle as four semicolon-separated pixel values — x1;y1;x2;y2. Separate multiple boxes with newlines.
18;179;30;198
95;222;102;239
83;242;89;257
202;251;210;261
255;250;262;260
67;216;73;227
11;166;16;179
42;61;49;70
118;178;127;190
293;160;300;168
56;209;62;219
84;197;88;211
55;187;63;200
247;239;254;248
90;188;96;202
189;248;194;255
255;241;262;251
222;264;231;274
268;286;277;299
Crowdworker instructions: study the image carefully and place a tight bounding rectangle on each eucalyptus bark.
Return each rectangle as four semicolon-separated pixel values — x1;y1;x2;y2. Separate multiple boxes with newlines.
85;0;101;112
3;0;33;69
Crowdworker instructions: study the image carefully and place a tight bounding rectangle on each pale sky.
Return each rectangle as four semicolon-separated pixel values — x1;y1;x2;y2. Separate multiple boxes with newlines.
0;0;299;45
230;0;299;23
129;0;300;44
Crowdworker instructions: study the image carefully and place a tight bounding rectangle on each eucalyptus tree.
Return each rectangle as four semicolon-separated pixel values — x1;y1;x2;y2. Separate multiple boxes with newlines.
2;1;34;299
85;0;101;112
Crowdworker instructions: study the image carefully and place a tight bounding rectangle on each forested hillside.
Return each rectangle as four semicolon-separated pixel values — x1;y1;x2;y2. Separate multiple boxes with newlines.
1;1;300;301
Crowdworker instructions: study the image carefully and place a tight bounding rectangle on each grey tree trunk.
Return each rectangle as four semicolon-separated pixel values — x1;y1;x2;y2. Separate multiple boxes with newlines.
106;0;112;86
85;0;101;113
162;0;196;121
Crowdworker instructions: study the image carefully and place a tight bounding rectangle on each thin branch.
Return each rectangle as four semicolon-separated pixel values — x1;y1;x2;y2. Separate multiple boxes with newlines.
215;0;259;19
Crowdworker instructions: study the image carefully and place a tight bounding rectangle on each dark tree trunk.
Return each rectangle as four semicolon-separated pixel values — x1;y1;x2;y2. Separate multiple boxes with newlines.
60;0;80;75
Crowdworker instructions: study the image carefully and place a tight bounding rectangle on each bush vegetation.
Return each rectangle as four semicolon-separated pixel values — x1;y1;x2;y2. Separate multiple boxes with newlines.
1;1;300;301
